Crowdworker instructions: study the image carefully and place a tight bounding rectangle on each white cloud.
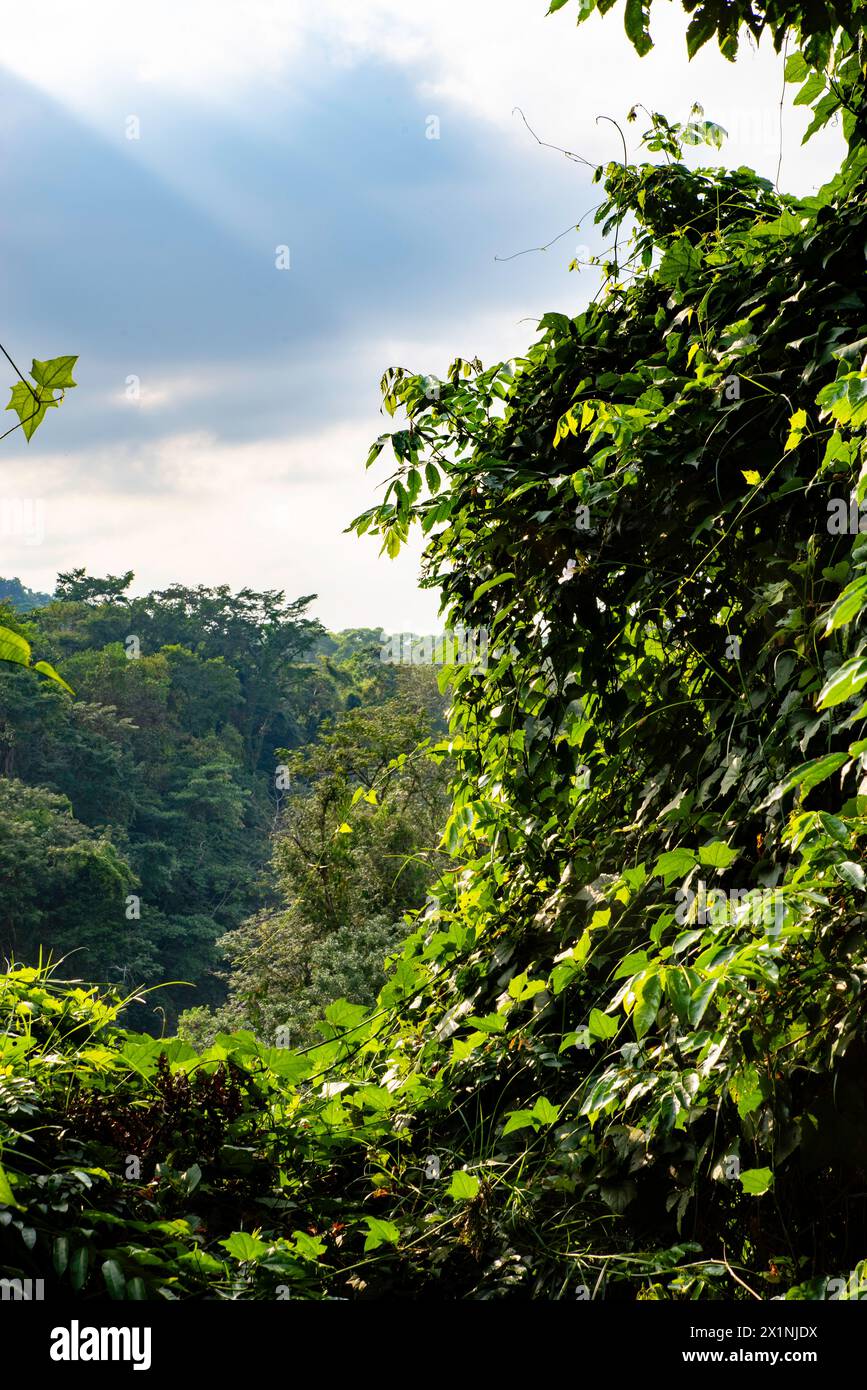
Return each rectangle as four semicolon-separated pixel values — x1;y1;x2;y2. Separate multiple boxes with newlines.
1;2;848;626
2;421;442;632
2;0;843;192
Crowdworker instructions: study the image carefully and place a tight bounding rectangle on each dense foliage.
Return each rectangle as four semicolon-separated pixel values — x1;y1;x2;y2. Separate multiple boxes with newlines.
0;580;443;1031
3;0;867;1304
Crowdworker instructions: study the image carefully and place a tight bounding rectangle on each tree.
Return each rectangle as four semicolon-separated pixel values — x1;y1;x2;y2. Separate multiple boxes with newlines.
0;578;53;613
183;680;451;1046
0;778;140;980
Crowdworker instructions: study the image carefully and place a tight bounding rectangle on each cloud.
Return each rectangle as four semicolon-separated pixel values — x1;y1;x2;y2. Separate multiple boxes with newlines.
0;1;847;628
2;1;842;191
0;420;442;631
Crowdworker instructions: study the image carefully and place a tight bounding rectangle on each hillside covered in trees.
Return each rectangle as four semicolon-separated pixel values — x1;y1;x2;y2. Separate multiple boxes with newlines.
0;576;448;1034
2;0;867;1318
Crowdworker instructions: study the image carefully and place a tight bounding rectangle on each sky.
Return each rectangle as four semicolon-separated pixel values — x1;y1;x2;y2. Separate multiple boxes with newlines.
0;0;845;632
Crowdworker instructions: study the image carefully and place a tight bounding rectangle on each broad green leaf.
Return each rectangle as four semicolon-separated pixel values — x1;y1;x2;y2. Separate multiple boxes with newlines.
793;73;826;107
465;1013;506;1034
623;0;652;55
101;1259;126;1299
291;1230;327;1260
0;627;74;693
664;966;694;1024
472;573;515;603
6;380;57;439
502;1109;536;1135
220;1231;270;1262
730;1065;764;1118
69;1246;89;1291
53;1235;69;1276
447;1170;481;1199
739;1167;773;1196
658;239;703;287
689;978;719;1026
822;575;867;635
698;841;737;868
531;1096;560;1125
0;1162;21;1209
653;847;697;881
614;950;649;980
632;974;662;1038
762;752;848;804
32;660;75;695
363;1217;400;1249
836;861;866;892
31;355;78;390
817;659;867;710
784;52;808;83
588;1007;618;1039
0;626;31;666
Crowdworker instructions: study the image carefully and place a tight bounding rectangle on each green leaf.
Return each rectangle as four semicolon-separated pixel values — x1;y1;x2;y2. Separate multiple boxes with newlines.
817;659;867;710
323;998;369;1030
623;0;652;55
53;1235;69;1276
471;573;515;603
762;752;848;804
531;1096;561;1125
0;627;74;693
664;967;693;1024
363;1216;400;1249
31;355;78;390
588;1007;618;1039
822;576;867;635
101;1259;126;1300
614;950;649;980
633;974;662;1038
698;841;737;868
836;861;866;892
366;434;389;468
689;978;719;1026
658;239;702;287
685;10;716;56
653;847;697;881
69;1246;89;1291
0;626;31;667
0;1162;22;1209
502;1109;536;1135
32;660;75;695
793;72;825;107
730;1065;764;1118
447;1170;481;1199
220;1231;270;1262
6;380;57;440
466;1012;506;1034
291;1230;327;1260
739;1167;773;1196
784;52;809;83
